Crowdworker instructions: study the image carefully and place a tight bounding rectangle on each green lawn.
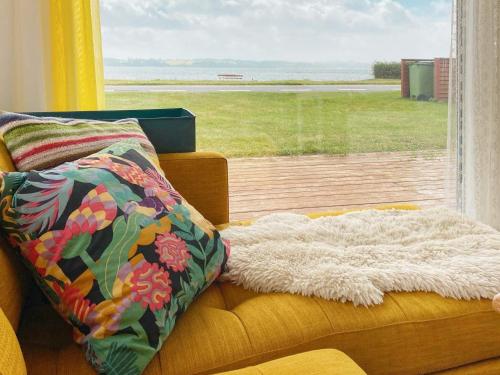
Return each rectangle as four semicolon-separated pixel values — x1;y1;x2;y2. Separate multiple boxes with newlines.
106;78;401;86
105;91;448;158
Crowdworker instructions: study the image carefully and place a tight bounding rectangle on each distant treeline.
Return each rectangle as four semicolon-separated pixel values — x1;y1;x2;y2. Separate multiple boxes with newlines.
104;58;370;70
372;61;401;79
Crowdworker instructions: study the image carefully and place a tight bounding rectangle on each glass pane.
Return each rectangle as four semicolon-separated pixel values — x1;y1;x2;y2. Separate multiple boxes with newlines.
101;0;454;221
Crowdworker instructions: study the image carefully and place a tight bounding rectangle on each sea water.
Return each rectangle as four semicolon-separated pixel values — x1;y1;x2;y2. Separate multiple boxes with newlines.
104;65;373;81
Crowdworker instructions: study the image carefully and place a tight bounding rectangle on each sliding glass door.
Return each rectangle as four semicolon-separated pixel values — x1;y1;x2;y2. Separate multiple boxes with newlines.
101;0;455;221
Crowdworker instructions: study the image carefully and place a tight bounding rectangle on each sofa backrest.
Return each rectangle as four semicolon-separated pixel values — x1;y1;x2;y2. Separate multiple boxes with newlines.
0;244;27;331
0;138;29;330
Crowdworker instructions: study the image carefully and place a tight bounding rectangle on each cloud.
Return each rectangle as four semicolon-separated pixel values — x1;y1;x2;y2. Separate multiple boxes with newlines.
100;0;452;62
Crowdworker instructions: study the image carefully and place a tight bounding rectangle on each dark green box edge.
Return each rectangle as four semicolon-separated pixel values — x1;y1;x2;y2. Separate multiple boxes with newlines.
25;108;196;154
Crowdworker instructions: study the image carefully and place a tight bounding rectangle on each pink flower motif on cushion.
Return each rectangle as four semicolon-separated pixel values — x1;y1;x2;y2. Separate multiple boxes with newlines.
154;232;191;272
130;261;172;311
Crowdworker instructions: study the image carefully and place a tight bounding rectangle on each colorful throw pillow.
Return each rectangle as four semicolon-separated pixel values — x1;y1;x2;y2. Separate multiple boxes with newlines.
0;111;158;171
0;140;229;374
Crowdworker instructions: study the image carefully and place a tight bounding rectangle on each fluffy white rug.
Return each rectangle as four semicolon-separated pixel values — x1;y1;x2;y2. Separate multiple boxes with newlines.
221;208;500;306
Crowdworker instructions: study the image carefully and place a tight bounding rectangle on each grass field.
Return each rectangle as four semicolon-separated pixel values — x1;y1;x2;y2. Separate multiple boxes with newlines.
105;78;401;86
105;91;448;158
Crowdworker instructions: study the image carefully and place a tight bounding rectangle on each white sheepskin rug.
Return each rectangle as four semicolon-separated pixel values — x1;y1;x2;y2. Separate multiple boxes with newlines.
220;208;500;306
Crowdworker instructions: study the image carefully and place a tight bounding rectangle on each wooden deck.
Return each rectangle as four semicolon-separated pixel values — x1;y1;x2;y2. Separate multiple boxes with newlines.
228;151;456;221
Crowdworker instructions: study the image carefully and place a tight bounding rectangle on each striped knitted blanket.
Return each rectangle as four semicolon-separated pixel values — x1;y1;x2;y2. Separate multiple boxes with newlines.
0;111;157;171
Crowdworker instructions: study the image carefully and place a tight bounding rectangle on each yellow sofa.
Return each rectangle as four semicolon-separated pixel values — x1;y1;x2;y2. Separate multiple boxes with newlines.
1;149;500;374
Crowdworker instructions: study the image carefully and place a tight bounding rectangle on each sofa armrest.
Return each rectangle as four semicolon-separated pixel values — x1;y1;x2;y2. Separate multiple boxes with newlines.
157;152;229;226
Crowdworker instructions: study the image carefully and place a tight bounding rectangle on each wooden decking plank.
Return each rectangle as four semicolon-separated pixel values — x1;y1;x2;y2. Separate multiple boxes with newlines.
230;190;447;204
231;192;446;212
229;175;454;188
229;150;447;163
228;157;449;170
229;181;450;196
229;168;450;181
231;198;451;214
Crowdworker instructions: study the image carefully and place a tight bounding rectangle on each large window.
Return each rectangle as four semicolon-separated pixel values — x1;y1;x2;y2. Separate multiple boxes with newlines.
101;0;453;221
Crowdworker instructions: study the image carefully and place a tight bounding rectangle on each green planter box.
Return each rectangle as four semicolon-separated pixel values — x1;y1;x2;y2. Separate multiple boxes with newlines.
409;62;434;101
26;108;196;154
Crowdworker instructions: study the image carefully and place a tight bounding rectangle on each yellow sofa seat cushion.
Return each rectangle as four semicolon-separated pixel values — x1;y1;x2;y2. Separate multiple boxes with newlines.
433;357;500;374
19;282;500;375
214;349;366;375
0;308;26;375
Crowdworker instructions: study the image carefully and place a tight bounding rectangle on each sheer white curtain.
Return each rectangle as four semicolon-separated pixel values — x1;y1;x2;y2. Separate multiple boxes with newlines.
0;0;51;111
452;0;500;229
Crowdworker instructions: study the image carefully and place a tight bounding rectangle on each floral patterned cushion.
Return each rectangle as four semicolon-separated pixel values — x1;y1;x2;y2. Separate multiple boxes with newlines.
0;140;230;374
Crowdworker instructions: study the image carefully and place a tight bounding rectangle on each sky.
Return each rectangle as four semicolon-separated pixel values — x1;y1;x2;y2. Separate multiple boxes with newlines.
100;0;452;63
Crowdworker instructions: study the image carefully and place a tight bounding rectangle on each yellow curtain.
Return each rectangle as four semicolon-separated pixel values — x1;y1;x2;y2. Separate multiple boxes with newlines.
47;0;105;111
